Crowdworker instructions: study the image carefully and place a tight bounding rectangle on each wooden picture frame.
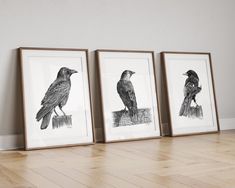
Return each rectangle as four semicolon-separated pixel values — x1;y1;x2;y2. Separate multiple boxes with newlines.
19;47;94;150
161;51;220;136
96;49;162;142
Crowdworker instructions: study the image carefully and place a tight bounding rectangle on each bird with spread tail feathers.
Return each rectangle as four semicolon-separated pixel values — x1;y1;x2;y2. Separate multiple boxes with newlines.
117;70;138;117
179;70;202;116
36;67;77;130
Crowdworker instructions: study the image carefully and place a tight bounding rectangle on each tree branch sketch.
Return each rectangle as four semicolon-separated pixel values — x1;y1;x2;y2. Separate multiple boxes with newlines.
179;70;203;119
114;70;152;127
36;67;78;130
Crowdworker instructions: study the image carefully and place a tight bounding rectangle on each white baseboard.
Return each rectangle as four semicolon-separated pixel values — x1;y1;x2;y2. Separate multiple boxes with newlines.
0;118;234;150
219;118;235;130
0;134;24;150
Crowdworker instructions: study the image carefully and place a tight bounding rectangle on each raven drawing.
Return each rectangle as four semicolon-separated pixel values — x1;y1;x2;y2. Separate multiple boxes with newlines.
36;67;77;130
179;70;202;117
117;70;138;117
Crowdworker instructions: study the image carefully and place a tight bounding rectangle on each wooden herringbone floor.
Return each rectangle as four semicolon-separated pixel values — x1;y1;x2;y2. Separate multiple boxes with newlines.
0;130;235;187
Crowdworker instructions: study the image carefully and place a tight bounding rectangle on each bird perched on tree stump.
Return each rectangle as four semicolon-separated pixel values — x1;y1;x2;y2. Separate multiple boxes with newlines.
179;70;203;119
117;70;138;121
36;67;77;129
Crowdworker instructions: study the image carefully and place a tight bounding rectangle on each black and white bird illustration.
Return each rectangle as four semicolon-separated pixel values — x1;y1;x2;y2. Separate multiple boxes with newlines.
36;67;77;130
179;70;202;117
117;70;138;117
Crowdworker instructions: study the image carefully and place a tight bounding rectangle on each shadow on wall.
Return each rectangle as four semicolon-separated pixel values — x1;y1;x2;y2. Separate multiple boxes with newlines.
16;49;25;135
90;50;104;142
0;49;24;136
157;53;170;136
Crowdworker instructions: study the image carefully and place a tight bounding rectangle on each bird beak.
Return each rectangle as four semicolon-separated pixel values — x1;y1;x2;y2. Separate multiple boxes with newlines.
70;69;78;74
131;71;135;75
183;72;187;76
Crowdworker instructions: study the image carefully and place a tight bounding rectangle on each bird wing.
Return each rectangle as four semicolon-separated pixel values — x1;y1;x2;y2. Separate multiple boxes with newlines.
184;82;194;97
117;80;137;115
41;79;61;105
41;79;70;105
36;80;71;121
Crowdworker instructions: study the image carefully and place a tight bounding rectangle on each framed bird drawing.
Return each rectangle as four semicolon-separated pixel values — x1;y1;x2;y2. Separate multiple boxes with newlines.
161;52;220;136
20;47;94;150
96;50;161;142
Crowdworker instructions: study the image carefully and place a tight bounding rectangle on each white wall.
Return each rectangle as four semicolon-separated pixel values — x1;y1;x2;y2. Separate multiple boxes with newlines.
0;0;234;146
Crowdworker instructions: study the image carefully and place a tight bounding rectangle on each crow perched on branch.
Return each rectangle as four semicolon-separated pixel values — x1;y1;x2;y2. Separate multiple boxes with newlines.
117;70;138;117
36;67;77;130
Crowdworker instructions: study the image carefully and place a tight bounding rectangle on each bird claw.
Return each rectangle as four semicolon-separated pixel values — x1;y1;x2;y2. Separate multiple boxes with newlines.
122;110;126;114
60;108;67;117
122;110;128;115
54;109;59;116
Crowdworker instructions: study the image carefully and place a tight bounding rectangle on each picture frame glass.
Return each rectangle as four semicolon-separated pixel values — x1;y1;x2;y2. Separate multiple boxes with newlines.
98;51;161;142
163;52;219;135
21;48;93;149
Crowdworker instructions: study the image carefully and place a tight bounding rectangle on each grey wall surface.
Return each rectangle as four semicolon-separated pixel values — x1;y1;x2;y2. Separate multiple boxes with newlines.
0;0;234;138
